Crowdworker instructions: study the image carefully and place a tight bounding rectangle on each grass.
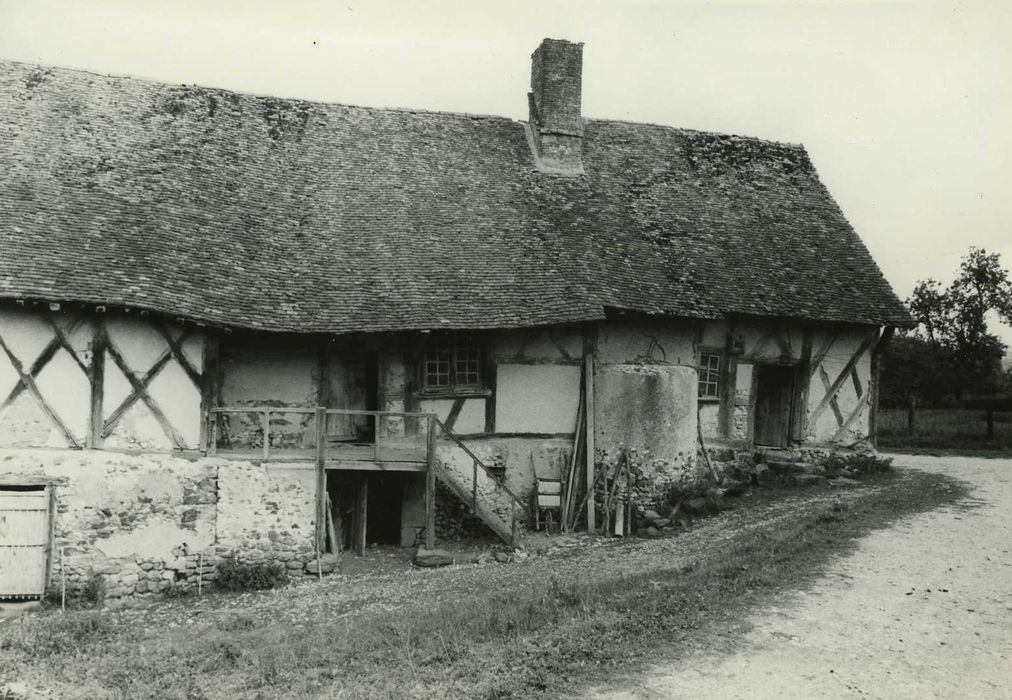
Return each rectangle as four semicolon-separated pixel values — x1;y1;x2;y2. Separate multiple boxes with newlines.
0;469;970;699
878;408;1012;455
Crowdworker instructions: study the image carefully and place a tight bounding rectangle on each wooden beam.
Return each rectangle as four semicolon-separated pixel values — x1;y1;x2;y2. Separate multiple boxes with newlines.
103;338;187;449
832;389;874;443
315;406;327;554
87;318;106;449
808;328;840;380
808;331;877;432
791;325;813;442
358;476;368;555
443;397;466;432
425;415;436;549
868;326;894;448
0;331;81;448
584;350;596;533
152;321;200;388
198;333;219;453
484;339;497;434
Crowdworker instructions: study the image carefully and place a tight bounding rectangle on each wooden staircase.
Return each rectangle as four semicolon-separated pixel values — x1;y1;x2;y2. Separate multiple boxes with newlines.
432;419;526;545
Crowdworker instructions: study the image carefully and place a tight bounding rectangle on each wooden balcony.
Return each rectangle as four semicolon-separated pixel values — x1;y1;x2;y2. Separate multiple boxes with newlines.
209;406;431;471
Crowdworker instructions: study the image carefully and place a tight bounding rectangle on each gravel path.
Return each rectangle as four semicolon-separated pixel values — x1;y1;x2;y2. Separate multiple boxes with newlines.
588;454;1012;700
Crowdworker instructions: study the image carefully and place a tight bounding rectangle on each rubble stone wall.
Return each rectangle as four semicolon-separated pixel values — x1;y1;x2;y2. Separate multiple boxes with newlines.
0;449;319;600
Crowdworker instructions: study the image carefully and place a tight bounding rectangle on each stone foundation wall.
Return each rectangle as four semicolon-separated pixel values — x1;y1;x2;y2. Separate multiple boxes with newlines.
0;449;320;601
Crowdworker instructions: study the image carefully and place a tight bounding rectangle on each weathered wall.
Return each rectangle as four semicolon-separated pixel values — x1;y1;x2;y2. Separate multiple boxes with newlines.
492;325;582;435
218;334;318;450
0;307;204;451
216;462;317;563
103;315;204;451
597;317;696;367
595;364;699;496
0;307;93;448
0;449;320;599
805;326;876;444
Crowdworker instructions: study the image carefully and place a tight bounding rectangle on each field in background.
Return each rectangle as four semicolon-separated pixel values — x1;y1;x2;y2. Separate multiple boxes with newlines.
879;408;1012;453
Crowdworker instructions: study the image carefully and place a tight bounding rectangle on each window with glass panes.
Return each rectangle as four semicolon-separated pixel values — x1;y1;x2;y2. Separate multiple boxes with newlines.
698;352;721;398
423;332;481;389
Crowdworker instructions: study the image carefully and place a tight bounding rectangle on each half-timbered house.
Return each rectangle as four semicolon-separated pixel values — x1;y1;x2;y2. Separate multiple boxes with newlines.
0;39;910;599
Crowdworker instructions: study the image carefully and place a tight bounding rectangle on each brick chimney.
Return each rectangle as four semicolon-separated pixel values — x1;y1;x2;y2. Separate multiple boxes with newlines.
527;38;584;175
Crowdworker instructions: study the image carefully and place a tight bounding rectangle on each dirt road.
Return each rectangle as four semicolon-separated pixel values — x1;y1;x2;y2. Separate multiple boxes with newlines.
589;455;1012;699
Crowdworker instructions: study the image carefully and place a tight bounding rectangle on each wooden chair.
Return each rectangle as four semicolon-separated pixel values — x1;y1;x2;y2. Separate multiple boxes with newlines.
533;478;563;532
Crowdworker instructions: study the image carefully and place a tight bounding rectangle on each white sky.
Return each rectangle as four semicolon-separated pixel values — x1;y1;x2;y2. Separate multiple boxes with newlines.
1;0;1010;345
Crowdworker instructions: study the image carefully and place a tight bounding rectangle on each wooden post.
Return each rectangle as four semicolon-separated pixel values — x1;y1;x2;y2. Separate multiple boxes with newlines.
986;406;995;440
315;407;327;554
358;477;368;555
584;353;596;533
907;395;917;436
87;319;106;449
198;332;219;454
792;325;813;443
425;415;436;549
260;411;270;460
869;326;894;448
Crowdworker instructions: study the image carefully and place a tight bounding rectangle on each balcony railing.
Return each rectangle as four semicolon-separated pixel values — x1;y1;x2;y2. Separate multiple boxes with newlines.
209;406;432;467
208;405;525;546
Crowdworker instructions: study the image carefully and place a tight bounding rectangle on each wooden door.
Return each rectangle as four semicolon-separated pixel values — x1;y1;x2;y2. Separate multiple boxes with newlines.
754;365;796;447
0;486;51;599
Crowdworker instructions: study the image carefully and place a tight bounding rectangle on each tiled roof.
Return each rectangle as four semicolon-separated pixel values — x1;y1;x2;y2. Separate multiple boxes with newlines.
0;60;912;332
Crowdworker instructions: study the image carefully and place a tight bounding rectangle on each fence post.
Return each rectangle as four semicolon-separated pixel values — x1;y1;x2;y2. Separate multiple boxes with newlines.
907;395;917;436
987;406;995;440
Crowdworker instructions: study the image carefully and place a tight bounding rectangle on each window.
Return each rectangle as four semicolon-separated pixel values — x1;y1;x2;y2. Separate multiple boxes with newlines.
698;352;721;399
423;332;482;390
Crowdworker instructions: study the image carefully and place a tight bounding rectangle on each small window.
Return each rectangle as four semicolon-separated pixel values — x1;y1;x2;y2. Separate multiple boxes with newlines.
698;352;721;398
423;332;482;390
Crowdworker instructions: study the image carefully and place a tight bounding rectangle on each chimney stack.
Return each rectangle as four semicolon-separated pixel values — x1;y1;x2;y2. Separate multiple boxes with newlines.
527;38;584;175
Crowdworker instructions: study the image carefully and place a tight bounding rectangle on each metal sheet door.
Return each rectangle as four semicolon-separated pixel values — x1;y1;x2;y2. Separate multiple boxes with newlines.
0;488;51;599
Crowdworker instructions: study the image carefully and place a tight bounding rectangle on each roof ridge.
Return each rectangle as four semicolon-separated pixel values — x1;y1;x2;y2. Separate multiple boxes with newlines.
0;58;514;123
586;116;806;151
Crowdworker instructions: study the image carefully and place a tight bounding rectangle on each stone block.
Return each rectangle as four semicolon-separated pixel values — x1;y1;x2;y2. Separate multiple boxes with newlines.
413;548;455;568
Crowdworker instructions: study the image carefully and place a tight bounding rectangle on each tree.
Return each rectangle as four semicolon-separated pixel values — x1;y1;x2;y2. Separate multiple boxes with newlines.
899;247;1012;402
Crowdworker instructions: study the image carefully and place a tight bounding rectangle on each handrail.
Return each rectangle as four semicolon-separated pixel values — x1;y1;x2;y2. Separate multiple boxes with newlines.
209;405;526;545
433;417;526;545
433;418;524;504
209;405;431;461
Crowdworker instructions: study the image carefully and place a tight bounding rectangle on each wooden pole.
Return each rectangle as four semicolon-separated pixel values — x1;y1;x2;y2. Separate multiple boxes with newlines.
315;407;327;554
987;406;995;440
60;546;66;613
584;353;595;532
358;478;368;555
562;386;584;532
87;319;106;449
907;395;917;436
425;415;436;550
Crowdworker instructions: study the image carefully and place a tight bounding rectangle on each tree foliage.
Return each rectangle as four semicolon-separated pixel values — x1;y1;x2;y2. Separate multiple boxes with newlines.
884;247;1012;406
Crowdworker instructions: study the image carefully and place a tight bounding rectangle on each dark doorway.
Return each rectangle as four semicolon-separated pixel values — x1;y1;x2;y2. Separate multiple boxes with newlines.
753;365;797;447
326;471;403;553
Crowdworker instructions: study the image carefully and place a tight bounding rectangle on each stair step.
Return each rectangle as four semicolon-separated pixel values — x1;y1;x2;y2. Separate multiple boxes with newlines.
766;460;806;474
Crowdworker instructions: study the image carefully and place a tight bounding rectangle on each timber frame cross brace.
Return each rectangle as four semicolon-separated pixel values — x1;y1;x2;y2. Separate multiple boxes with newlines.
807;330;879;443
101;319;201;449
0;316;88;448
